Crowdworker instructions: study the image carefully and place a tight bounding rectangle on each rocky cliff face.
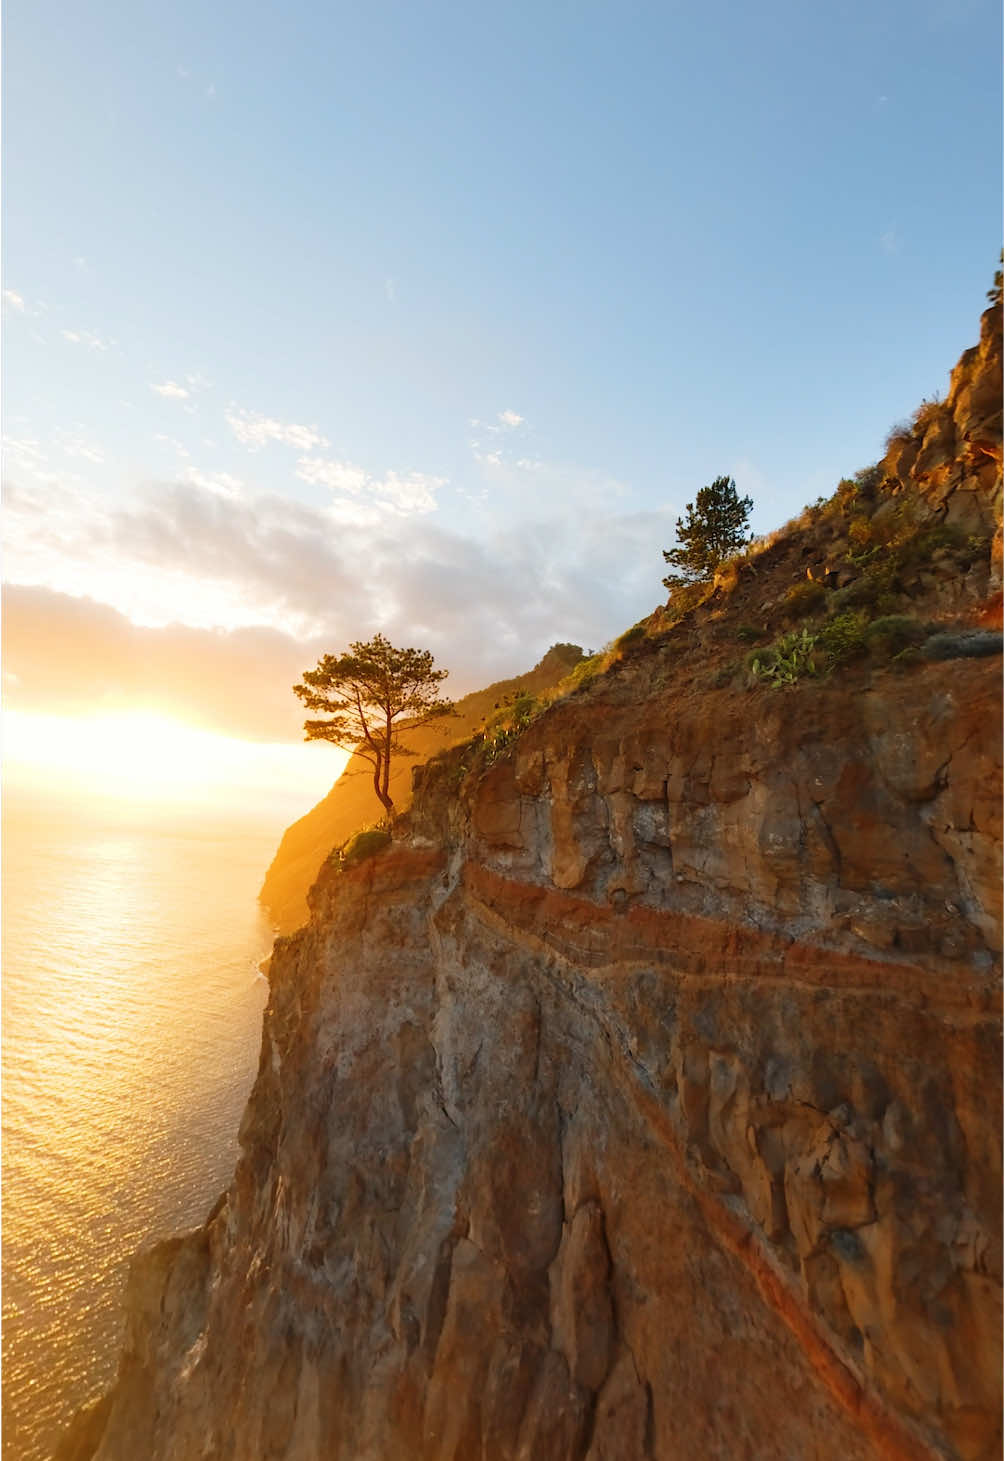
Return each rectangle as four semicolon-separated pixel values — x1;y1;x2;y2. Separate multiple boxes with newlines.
68;310;1002;1461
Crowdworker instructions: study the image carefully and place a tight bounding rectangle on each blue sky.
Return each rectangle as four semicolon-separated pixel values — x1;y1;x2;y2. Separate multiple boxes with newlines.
3;0;1002;755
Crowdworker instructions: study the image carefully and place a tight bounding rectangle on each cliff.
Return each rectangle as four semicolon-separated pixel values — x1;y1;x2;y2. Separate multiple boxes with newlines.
260;644;586;934
66;305;1002;1461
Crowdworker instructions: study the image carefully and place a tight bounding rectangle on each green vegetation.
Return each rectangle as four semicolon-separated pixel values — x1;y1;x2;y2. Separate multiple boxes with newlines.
328;823;392;871
862;615;931;658
294;633;455;817
662;579;715;624
781;580;829;619
614;621;648;650
748;611;873;688
748;629;825;687
662;475;753;586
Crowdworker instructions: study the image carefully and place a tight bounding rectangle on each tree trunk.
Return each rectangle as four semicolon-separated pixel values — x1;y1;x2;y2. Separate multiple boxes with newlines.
372;756;394;818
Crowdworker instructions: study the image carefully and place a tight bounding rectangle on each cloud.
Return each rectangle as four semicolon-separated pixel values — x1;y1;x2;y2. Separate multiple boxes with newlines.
62;328;112;351
5;437;47;467
295;458;368;495
226;407;329;452
59;433;105;464
384;277;397;304
151;380;191;399
3;289;25;312
469;408;529;468
296;456;445;516
1;584;321;741
184;465;243;498
880;228;899;256
155;434;191;458
206;82;217;101
3;472;674;695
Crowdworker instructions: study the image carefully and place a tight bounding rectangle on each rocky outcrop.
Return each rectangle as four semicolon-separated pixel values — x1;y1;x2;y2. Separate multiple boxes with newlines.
70;310;1002;1461
886;303;1003;541
260;644;585;933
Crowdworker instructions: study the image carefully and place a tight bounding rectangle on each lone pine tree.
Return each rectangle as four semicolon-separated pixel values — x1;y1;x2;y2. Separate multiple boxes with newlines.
293;634;455;818
662;475;753;586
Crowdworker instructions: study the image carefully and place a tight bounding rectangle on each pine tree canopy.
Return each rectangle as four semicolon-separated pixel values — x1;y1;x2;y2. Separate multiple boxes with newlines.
662;475;753;586
293;633;454;817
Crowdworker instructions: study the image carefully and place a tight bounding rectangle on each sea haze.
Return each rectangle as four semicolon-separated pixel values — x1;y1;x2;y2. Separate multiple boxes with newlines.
2;792;282;1461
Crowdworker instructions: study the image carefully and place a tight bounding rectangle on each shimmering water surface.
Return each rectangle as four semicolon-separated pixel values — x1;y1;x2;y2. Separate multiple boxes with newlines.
2;795;280;1461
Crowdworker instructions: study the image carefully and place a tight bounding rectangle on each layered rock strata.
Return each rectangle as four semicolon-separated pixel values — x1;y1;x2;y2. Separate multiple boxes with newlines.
77;648;1001;1461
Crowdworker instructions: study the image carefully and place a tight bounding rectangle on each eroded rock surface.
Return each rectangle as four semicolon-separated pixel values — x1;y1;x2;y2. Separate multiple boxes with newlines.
73;647;1002;1461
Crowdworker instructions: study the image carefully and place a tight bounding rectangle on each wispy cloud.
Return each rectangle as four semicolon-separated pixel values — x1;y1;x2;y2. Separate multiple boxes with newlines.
296;456;445;516
471;409;527;435
62;328;112;352
151;380;191;400
469;408;529;467
206;82;217;101
880;227;899;256
154;434;192;459
226;407;329;452
59;433;105;464
4;437;47;469
384;277;397;304
295;458;368;495
3;289;26;312
184;465;243;499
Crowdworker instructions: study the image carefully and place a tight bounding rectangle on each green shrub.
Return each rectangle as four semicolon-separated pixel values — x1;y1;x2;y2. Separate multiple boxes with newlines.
749;629;823;687
663;579;713;624
750;614;872;688
863;615;931;658
479;690;547;764
329;824;392;871
834;478;860;513
817;611;869;664
911;396;945;433
614;621;648;650
830;569;899;616
564;653;606;690
884;420;913;455
734;624;765;644
847;515;875;553
781;580;829;618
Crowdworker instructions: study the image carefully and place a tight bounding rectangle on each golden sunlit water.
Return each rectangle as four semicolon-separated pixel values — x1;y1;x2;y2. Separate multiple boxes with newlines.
2;794;278;1461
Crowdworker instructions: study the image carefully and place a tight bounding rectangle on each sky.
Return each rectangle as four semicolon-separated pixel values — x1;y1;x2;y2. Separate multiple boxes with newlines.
3;0;1002;813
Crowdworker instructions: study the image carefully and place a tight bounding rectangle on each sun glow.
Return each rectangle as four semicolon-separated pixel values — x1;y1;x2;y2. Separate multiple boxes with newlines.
3;709;349;817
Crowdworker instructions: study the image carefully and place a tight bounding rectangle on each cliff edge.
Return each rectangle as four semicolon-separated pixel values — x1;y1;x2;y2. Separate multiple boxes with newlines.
66;303;1002;1461
260;644;586;934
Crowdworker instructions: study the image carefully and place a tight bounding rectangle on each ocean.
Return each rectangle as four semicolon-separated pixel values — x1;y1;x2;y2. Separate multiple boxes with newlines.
2;794;283;1461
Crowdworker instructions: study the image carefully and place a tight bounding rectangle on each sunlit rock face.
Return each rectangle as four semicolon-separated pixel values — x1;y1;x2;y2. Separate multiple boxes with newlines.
70;314;1001;1461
